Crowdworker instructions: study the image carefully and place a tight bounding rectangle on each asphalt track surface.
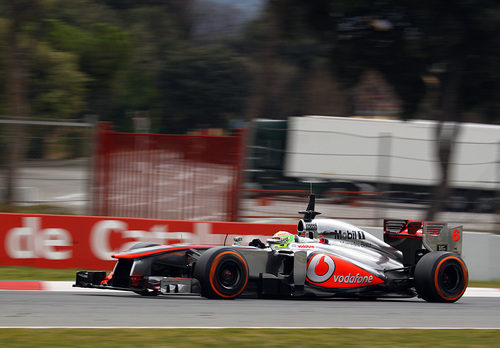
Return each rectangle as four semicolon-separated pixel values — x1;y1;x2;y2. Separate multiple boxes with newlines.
1;289;499;329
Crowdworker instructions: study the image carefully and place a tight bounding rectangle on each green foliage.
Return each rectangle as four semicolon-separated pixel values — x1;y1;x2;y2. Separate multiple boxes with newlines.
108;5;184;129
80;23;131;86
41;0;120;27
1;0;498;133
98;0;138;10
38;16;132;122
268;0;500;121
125;6;183;70
29;42;88;118
118;70;159;113
158;45;251;133
41;19;87;53
42;19;131;90
234;13;343;119
0;18;7;112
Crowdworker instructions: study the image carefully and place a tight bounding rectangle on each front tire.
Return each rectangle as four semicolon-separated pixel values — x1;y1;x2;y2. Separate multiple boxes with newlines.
194;248;249;299
414;251;468;303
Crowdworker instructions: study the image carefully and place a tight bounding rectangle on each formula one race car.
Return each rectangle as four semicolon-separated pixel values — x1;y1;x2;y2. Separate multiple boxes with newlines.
75;195;468;302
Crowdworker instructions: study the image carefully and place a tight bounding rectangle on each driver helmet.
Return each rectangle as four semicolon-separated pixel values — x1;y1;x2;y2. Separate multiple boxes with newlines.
271;231;294;248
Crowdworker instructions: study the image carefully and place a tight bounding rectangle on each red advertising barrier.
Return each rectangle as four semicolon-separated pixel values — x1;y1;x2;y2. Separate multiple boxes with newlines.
0;213;295;270
94;127;245;221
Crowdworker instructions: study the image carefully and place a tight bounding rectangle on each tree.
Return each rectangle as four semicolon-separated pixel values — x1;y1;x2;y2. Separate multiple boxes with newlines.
107;5;185;131
42;19;132;116
268;0;500;218
3;0;40;204
157;45;250;133
100;0;194;39
29;42;88;118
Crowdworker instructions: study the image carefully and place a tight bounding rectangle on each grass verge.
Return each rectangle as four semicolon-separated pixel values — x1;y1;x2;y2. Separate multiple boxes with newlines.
0;266;103;281
0;204;73;215
468;281;500;288
0;329;499;347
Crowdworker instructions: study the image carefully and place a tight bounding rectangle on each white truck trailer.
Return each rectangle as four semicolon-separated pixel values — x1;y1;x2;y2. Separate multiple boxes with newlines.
284;116;500;211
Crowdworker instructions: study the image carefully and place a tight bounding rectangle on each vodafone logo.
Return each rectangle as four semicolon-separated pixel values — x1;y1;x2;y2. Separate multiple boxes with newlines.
306;253;384;288
306;253;335;283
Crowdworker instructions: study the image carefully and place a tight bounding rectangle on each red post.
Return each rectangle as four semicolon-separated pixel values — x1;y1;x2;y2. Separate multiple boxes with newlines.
230;128;248;222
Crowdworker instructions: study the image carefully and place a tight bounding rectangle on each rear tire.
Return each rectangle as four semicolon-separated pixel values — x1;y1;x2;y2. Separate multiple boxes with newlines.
194;248;249;299
414;251;468;303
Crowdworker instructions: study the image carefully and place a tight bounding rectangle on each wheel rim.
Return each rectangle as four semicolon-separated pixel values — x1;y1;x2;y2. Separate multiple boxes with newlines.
216;260;241;291
440;262;462;295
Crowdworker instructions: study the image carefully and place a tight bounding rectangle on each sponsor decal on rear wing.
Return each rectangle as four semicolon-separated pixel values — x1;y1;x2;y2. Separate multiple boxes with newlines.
423;222;463;255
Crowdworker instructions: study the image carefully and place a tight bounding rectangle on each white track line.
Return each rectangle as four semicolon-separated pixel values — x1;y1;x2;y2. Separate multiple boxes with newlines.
43;281;121;293
0;326;499;330
464;287;500;297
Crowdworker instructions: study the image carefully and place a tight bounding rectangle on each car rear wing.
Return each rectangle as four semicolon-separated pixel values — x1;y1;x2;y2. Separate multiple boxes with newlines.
422;222;463;255
384;219;423;238
383;219;463;256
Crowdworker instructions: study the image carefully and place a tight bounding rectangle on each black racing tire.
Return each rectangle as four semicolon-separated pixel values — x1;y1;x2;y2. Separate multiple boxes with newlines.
126;242;160;251
194;247;249;299
414;251;468;303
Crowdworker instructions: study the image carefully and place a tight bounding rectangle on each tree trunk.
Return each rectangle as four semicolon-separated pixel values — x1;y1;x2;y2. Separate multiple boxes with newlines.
4;3;30;204
425;62;463;221
425;122;460;221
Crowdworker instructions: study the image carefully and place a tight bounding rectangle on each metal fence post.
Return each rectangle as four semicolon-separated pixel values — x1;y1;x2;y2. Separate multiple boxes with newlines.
496;141;500;232
230;128;248;222
376;133;392;222
85;114;98;216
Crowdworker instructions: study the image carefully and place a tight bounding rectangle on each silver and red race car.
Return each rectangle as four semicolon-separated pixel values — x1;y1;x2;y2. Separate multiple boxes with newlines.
75;195;468;302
